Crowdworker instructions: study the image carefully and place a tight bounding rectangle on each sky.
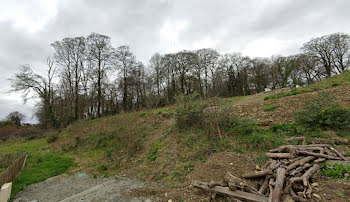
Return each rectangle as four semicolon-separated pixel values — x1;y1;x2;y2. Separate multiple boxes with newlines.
0;0;350;123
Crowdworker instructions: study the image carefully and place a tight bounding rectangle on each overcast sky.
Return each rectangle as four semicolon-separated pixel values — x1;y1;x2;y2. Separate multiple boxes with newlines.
1;0;350;123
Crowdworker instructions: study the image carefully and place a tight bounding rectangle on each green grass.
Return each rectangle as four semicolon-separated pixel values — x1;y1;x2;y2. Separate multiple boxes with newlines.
12;152;73;196
263;105;279;111
264;89;303;100
0;139;46;153
0;138;74;197
254;155;268;166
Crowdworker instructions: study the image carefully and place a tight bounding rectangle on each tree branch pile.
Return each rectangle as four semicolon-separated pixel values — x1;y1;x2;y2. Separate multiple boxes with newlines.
193;144;349;202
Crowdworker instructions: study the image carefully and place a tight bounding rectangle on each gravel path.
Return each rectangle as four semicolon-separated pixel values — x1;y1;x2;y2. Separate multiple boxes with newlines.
14;174;151;202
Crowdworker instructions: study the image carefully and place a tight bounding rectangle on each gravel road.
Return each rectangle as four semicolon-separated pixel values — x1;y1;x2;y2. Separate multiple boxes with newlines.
13;174;151;202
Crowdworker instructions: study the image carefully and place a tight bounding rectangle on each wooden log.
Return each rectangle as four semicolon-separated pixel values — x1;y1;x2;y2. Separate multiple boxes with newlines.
258;176;270;195
314;158;326;163
286;156;316;172
289;164;320;186
269;144;331;153
192;180;268;202
268;178;274;202
271;167;287;202
329;146;348;161
270;161;282;170
266;153;295;159
285;136;305;142
242;169;273;179
225;172;260;194
289;163;312;176
297;150;341;160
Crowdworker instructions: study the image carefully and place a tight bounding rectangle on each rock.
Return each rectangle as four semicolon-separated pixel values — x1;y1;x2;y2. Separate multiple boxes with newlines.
313;193;321;199
168;200;172;202
165;193;168;197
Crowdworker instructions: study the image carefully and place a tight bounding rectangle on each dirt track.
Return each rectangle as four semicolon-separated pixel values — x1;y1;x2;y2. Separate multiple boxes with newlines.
14;174;151;202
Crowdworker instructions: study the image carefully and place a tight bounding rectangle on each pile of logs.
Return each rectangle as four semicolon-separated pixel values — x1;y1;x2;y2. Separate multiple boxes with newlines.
193;144;349;202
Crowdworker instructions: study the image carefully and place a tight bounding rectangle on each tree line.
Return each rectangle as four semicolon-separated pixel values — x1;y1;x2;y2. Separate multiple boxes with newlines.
9;32;350;127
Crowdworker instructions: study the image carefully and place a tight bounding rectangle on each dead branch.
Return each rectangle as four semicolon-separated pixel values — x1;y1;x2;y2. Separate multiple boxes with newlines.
266;153;295;159
271;167;286;202
297;150;341;160
242;169;273;179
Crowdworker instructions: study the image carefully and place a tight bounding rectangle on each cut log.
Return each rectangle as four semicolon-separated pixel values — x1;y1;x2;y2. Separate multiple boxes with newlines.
289;163;312;176
266;153;295;159
285;136;305;142
269;144;331;153
258;176;270;195
286;156;316;172
329;146;347;161
314;158;326;163
297;151;341;160
289;164;320;186
225;172;260;194
192;180;268;202
271;161;282;170
271;167;287;202
242;169;273;179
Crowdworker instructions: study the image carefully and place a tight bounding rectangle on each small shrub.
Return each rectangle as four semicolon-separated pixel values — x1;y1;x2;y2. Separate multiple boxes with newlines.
175;93;207;128
294;92;350;130
47;134;58;143
98;164;108;172
243;131;284;150
0;120;13;128
263;105;279;111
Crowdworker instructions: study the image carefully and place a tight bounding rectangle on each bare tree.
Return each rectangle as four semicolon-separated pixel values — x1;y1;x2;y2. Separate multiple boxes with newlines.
302;35;335;77
329;33;350;73
9;61;56;127
87;33;114;117
115;45;137;111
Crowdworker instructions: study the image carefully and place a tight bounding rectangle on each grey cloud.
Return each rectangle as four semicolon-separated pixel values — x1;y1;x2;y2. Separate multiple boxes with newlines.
1;0;350;122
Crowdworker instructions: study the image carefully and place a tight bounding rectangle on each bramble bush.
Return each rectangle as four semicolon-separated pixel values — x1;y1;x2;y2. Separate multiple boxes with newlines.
294;92;350;130
175;93;207;128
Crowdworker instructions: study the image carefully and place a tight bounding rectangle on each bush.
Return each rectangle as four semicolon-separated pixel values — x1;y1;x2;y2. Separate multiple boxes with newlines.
0;121;13;128
47;134;58;143
294;92;350;130
175;93;207;128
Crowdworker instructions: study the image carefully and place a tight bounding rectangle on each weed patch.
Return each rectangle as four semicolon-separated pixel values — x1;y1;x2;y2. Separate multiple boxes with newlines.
321;163;350;180
12;153;73;196
263;105;279;111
